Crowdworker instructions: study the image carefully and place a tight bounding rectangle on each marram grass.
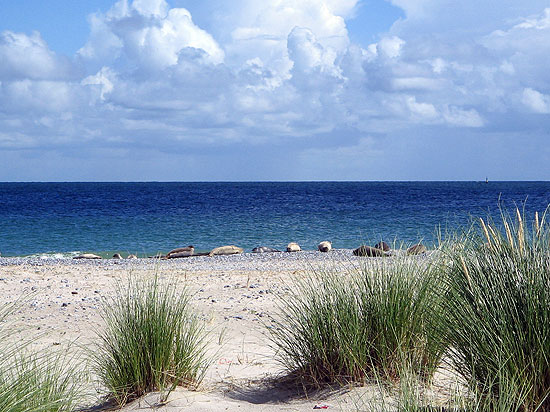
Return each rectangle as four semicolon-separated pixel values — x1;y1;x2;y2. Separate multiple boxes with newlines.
92;273;210;406
439;208;550;411
0;300;84;412
269;257;444;386
0;350;84;412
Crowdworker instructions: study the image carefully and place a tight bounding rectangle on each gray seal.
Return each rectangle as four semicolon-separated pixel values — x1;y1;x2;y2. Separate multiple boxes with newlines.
252;246;281;253
73;253;102;259
353;245;386;257
209;245;243;256
318;241;332;252
165;246;194;259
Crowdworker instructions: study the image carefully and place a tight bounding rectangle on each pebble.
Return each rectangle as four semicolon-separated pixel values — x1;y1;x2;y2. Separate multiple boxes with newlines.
0;249;364;273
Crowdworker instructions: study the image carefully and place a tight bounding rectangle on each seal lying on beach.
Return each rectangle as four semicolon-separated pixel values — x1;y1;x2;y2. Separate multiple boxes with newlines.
165;246;194;259
318;241;332;252
287;242;301;252
353;245;386;257
407;244;427;255
73;253;102;259
252;246;281;253
208;245;243;256
112;253;123;259
374;241;391;252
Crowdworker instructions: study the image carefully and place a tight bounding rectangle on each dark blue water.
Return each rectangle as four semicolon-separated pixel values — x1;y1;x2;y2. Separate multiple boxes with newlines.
0;182;549;257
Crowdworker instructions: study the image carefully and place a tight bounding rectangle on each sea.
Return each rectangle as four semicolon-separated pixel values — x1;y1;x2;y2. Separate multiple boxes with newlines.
0;181;549;258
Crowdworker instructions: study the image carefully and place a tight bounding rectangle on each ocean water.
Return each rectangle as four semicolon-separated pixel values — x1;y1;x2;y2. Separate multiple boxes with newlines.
0;182;549;257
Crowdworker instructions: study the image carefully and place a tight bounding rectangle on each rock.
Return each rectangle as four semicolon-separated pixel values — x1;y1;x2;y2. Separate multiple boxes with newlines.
286;242;301;252
112;253;123;259
374;241;390;252
208;245;244;256
318;241;332;252
73;253;102;260
165;246;194;259
252;246;281;253
127;254;137;259
353;245;386;257
407;244;427;255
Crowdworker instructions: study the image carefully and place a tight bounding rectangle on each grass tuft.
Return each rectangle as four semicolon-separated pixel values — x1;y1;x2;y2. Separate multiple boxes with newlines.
0;350;84;412
269;257;444;386
92;273;209;406
0;298;85;412
440;207;550;411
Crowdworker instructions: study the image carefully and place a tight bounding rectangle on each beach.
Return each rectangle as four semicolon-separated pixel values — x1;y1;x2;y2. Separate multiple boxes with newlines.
1;250;428;411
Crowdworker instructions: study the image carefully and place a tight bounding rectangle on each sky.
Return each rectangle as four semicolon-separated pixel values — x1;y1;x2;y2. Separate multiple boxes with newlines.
0;0;549;181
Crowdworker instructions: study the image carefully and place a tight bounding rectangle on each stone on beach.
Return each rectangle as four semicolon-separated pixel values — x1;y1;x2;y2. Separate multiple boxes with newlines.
407;244;427;255
165;246;195;259
318;241;332;252
252;246;281;253
73;253;102;259
209;245;244;256
353;245;386;257
286;242;301;252
374;241;390;252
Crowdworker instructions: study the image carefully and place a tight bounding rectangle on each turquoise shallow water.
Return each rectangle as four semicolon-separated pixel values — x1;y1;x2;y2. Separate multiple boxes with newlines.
0;182;549;257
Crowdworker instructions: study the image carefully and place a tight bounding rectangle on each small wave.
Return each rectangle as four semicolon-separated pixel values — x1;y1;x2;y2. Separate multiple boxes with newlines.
26;251;83;259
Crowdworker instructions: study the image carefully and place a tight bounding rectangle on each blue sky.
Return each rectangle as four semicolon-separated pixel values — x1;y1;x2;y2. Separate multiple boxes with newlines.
0;0;549;181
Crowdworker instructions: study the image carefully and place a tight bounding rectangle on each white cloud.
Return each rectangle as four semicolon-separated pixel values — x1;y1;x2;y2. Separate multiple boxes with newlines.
81;67;116;101
522;88;550;114
79;0;224;69
514;7;550;30
406;96;438;120
378;36;404;59
0;31;71;80
2;1;550;180
442;106;484;127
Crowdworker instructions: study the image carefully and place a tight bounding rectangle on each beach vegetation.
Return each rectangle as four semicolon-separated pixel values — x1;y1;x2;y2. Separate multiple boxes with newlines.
0;350;84;412
91;273;209;406
0;301;84;412
438;208;550;411
268;257;444;386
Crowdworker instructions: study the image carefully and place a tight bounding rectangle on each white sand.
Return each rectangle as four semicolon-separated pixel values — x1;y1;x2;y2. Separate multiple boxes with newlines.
0;251;452;411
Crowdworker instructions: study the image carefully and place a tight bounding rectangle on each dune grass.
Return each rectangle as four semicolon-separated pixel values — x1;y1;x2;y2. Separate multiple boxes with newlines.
0;299;84;412
91;273;210;406
269;257;444;386
0;351;84;412
439;208;550;411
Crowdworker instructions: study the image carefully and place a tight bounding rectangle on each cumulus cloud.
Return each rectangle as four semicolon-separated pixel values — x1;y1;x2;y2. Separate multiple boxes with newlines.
1;0;550;180
79;0;224;69
522;88;550;114
0;31;73;80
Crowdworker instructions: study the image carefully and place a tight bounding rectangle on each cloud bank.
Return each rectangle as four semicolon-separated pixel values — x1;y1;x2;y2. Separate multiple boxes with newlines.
0;0;549;180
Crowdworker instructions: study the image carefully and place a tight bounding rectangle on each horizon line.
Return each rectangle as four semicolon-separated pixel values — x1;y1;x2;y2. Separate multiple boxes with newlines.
1;180;549;184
